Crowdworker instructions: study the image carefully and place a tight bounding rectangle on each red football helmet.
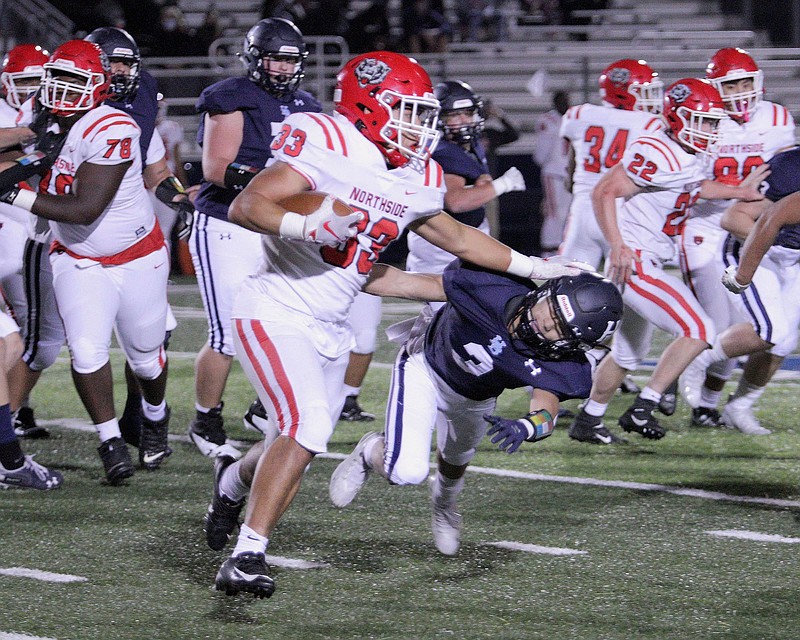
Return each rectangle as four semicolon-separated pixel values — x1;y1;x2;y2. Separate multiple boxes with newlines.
663;78;726;153
39;40;111;116
599;59;663;113
1;44;49;110
334;51;441;168
705;47;763;122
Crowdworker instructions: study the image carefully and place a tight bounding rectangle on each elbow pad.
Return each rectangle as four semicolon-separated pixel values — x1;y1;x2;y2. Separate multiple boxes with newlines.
155;176;186;206
223;162;259;191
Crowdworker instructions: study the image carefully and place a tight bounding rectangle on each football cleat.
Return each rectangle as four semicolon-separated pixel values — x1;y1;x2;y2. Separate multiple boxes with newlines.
139;406;172;470
658;381;678;416
338;395;375;422
0;455;62;490
678;352;710;410
118;392;143;448
722;398;771;435
567;411;624;445
691;406;725;427
618;374;640;394
430;476;462;556
329;431;381;507
98;436;135;485
618;397;666;440
13;407;50;439
243;398;280;443
204;454;245;551
188;404;240;459
215;552;275;598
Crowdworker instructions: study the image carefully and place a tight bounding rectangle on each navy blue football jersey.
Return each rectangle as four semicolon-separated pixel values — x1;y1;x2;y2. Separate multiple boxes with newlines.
763;147;800;249
194;76;322;221
424;261;594;402
432;138;490;228
106;69;159;165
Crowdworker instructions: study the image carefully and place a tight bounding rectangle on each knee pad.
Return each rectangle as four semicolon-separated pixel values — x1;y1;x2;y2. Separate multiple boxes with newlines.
707;358;736;381
771;331;797;358
70;337;109;374
387;458;430;487
128;350;165;381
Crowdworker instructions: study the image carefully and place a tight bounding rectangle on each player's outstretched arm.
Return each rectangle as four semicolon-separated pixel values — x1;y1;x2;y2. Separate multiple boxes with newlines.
484;389;560;454
700;162;770;202
364;264;445;302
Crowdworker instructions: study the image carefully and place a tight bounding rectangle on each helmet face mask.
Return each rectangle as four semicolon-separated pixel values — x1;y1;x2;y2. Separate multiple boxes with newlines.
435;80;485;145
334;52;441;169
705;48;763;122
509;272;623;361
84;27;140;101
663;79;726;154
40;40;111;116
1;44;49;110
241;18;308;97
599;59;663;114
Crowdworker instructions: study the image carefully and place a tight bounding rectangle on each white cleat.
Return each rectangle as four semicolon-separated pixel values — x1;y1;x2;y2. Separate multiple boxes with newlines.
329;431;381;508
430;476;462;556
722;401;771;435
678;352;710;410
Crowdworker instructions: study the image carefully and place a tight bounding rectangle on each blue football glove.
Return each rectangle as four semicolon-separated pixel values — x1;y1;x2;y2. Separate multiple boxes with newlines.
484;410;555;454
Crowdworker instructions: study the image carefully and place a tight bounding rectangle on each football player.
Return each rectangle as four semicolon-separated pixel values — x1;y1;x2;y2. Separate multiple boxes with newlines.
566;78;767;444
0;40;173;483
678;48;795;433
208;51;579;598
329;266;622;555
187;18;322;459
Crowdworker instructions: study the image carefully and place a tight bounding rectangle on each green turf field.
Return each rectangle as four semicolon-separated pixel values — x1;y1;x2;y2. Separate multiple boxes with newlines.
1;278;798;640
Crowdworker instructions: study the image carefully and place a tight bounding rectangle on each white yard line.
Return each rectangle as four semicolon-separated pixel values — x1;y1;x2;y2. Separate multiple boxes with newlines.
0;567;87;583
705;530;800;543
0;633;59;640
485;541;587;556
266;555;330;569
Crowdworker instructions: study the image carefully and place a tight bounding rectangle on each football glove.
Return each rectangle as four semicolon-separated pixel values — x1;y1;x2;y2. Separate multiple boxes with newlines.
721;265;750;294
492;166;526;196
484;410;554;454
281;194;363;246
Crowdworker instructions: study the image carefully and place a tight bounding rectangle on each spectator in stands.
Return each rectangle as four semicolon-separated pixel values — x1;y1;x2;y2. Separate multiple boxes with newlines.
193;7;226;56
456;1;502;42
149;5;196;57
345;2;391;52
480;99;520;237
402;0;452;53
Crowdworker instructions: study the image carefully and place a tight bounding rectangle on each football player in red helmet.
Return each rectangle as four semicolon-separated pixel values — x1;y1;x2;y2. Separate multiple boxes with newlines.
599;58;664;114
662;78;726;154
1;43;48;110
39;40;111;117
705;47;763;123
334;51;441;169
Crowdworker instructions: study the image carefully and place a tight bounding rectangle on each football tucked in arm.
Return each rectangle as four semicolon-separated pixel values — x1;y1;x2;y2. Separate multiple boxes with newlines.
277;191;363;245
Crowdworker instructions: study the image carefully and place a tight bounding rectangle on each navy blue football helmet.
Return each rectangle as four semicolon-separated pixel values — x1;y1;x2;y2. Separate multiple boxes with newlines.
511;272;623;360
240;18;307;97
85;27;140;100
434;80;484;145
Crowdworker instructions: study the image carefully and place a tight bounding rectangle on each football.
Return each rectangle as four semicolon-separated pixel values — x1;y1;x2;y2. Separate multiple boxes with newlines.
278;191;354;217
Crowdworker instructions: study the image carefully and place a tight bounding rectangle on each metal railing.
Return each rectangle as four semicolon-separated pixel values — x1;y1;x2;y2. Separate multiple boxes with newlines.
0;0;73;54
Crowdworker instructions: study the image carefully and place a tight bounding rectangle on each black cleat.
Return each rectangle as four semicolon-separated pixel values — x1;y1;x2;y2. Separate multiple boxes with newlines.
339;395;375;422
139;406;172;470
98;436;135;485
204;454;245;551
119;392;143;448
568;411;624;444
618;375;640;394
13;407;49;439
691;406;725;427
619;397;666;440
658;381;678;416
188;404;239;458
215;552;275;599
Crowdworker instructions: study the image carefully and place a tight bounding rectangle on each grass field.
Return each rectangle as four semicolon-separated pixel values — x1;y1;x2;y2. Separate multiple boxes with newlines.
1;278;799;640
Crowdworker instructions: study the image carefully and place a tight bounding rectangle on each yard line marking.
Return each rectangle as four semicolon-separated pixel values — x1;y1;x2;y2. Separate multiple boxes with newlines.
485;541;587;556
0;632;59;640
0;567;87;583
705;530;800;543
41;420;800;509
266;555;329;569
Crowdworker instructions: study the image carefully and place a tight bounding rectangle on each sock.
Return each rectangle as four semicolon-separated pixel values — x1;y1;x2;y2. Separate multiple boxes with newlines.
343;384;360;398
699;387;722;409
639;386;661;404
432;470;464;506
728;380;765;409
195;403;219;414
141;399;166;422
583;399;608;418
218;460;249;502
0;404;24;470
232;523;268;557
708;339;729;364
96;418;122;443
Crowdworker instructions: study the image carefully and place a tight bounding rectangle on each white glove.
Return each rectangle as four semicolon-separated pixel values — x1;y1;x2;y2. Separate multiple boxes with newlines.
280;194;363;246
721;265;750;294
492;166;526;196
528;256;581;280
544;255;597;273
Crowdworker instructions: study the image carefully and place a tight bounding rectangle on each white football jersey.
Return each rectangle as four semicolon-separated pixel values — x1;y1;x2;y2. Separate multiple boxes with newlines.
619;130;706;262
689;100;795;231
40;105;155;257
245;111;446;324
0;98;34;232
560;103;663;199
157;119;184;174
533;109;570;178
